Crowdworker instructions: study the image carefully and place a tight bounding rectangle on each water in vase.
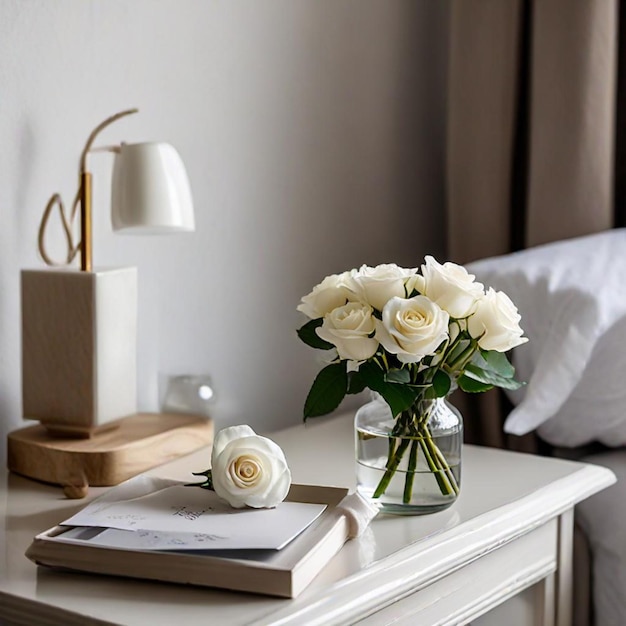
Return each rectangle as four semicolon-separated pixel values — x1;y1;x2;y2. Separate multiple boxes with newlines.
356;421;462;515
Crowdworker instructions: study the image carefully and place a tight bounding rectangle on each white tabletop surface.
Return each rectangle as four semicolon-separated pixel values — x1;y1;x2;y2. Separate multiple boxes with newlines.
0;412;616;626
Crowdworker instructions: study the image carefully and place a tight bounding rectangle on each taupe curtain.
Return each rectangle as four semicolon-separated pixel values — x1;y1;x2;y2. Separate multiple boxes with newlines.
448;0;617;262
446;0;620;451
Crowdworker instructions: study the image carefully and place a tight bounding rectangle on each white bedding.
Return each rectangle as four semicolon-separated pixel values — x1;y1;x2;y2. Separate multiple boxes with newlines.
576;449;626;626
468;229;626;447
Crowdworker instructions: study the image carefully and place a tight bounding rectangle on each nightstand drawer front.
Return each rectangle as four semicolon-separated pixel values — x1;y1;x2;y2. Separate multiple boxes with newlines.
360;519;558;626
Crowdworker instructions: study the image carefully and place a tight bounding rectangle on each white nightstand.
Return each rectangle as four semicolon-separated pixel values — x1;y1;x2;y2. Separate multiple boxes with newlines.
0;412;615;626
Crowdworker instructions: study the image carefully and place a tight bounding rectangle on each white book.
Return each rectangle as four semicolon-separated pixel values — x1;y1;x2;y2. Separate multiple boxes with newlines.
26;480;352;598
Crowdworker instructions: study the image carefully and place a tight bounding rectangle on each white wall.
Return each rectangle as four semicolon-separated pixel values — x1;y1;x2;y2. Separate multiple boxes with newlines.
0;1;448;460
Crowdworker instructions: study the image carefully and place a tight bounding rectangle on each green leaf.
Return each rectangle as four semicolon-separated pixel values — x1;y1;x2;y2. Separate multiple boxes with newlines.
431;369;452;397
458;374;494;393
304;361;348;419
347;370;367;395
464;363;524;391
355;360;386;388
297;318;334;350
385;368;411;384
358;361;419;417
498;376;525;391
479;349;516;378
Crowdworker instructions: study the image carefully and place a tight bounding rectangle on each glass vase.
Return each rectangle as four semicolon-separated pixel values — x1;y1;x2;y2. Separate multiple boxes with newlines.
355;394;463;515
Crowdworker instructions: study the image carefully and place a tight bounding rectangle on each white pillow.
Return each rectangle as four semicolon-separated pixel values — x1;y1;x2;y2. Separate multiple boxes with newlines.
467;229;626;447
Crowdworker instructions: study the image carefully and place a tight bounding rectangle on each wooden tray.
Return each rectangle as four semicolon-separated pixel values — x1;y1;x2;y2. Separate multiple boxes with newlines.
7;413;213;497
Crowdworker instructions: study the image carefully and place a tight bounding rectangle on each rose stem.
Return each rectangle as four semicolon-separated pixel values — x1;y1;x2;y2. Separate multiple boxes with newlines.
373;437;411;498
420;423;459;494
418;431;454;496
386;436;395;469
403;439;419;504
420;427;459;496
430;439;460;494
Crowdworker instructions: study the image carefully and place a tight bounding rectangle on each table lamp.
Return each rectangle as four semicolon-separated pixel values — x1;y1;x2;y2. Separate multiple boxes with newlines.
8;109;213;497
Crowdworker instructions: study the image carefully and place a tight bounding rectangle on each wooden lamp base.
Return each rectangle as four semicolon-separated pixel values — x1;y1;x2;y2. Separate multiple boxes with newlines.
7;413;213;498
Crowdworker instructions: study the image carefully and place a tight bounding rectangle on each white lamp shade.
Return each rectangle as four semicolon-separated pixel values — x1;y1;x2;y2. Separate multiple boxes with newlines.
111;142;195;233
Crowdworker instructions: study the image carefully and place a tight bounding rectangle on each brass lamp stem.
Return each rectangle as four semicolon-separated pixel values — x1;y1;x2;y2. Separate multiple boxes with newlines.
80;172;93;272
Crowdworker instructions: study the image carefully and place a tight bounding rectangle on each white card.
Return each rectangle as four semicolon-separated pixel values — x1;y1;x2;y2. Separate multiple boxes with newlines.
56;525;290;552
60;479;326;551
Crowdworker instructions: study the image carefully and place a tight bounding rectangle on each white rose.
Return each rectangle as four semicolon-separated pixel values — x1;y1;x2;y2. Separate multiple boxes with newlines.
420;255;484;319
376;295;449;363
316;302;378;361
297;271;355;319
211;425;291;509
351;264;415;312
405;272;424;296
467;287;528;352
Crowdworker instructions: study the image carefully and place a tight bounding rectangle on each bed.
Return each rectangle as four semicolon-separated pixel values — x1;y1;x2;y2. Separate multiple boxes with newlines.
466;230;626;626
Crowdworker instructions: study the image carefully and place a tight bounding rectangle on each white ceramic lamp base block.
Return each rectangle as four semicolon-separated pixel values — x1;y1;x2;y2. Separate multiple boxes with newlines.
21;267;137;437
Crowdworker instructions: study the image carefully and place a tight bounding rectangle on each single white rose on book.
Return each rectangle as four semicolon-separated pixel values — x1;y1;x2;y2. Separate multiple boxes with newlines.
191;425;292;509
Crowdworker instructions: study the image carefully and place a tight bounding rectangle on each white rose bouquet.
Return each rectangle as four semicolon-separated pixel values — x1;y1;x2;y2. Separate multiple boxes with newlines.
297;257;527;505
